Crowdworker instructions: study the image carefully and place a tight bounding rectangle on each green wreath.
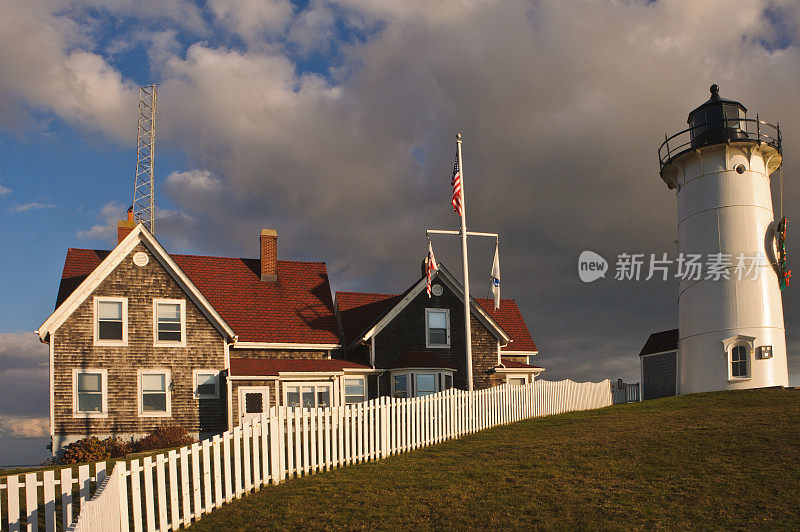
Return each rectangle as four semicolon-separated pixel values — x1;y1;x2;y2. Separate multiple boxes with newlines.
777;218;791;290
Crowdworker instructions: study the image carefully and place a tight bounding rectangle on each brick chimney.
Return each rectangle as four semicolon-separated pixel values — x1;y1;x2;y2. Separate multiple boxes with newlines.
260;229;278;282
117;206;136;244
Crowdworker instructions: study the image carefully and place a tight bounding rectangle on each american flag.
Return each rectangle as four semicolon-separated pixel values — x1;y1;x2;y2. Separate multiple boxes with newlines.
451;150;463;216
426;240;438;297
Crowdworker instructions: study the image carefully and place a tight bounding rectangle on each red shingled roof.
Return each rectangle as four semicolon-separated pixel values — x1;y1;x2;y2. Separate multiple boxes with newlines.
336;291;401;346
475;298;537;352
388;351;457;370
499;358;543;370
639;329;678;356
335;291;536;352
229;357;370;376
56;248;341;345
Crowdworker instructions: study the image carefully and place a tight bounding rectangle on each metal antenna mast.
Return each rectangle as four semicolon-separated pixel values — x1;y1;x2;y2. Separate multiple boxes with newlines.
132;84;157;233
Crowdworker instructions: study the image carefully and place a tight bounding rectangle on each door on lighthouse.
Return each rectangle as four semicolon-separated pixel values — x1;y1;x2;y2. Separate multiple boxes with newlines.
239;387;270;425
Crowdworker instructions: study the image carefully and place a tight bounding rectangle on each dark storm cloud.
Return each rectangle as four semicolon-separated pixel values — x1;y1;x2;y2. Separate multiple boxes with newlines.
2;0;800;398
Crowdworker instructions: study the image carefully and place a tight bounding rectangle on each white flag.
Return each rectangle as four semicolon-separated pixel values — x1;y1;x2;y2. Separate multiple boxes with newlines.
490;241;500;309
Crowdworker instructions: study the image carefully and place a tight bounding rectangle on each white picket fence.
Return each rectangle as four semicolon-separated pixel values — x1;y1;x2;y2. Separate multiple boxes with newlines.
1;379;611;531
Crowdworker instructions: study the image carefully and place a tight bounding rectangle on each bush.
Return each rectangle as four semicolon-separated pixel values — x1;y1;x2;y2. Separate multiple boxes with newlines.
58;427;194;463
131;426;195;453
62;436;130;464
105;436;133;457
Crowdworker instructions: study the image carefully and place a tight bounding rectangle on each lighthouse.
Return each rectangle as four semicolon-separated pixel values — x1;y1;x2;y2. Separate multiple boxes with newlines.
655;84;789;394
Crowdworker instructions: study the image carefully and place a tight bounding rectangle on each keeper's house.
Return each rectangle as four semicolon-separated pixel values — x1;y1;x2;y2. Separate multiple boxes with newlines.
335;265;543;398
38;223;378;453
38;220;542;454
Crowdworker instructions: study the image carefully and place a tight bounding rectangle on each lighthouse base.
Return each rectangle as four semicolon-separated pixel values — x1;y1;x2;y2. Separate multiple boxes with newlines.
677;328;788;394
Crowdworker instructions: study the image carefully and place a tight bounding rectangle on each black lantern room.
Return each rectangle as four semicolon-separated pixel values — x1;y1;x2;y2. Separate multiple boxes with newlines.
658;84;781;185
687;84;748;149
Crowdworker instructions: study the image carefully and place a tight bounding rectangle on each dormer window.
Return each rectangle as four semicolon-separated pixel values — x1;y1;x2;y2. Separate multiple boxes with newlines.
425;308;450;348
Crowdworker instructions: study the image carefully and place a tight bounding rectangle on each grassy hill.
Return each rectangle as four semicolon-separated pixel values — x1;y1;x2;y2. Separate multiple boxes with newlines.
189;388;800;530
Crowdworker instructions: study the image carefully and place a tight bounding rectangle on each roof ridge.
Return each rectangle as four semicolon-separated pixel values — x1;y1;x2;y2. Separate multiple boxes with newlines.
64;248;326;265
172;252;326;265
336;291;400;297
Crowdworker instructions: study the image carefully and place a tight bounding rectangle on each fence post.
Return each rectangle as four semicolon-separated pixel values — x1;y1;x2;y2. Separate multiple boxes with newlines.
270;406;281;484
232;426;242;498
167;450;180;528
128;459;142;532
379;397;387;458
251;419;261;489
117;463;130;532
156;454;168;530
43;469;56;532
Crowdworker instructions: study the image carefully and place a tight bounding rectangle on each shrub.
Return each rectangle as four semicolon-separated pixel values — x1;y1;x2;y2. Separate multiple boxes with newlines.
104;436;133;457
60;436;132;464
131;426;195;453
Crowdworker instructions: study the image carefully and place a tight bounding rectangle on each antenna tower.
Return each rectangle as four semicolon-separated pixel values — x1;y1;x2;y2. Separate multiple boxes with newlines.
132;84;157;233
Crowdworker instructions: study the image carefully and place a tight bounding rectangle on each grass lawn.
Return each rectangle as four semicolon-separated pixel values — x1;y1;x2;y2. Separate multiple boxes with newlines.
189;388;800;530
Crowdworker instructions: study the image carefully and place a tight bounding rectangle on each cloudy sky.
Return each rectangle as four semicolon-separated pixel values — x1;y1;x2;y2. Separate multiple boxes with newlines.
2;0;800;465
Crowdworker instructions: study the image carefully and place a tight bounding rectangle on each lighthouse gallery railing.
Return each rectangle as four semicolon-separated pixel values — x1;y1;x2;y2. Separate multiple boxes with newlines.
659;117;781;173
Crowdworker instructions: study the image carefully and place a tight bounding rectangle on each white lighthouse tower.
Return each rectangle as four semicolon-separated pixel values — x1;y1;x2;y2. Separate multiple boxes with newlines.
659;84;789;394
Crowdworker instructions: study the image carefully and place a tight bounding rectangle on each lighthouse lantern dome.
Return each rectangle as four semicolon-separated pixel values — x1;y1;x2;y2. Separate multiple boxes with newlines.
687;84;748;149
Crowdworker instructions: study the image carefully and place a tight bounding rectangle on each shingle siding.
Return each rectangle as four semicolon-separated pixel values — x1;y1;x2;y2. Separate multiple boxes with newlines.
52;243;227;441
642;351;677;400
373;283;500;391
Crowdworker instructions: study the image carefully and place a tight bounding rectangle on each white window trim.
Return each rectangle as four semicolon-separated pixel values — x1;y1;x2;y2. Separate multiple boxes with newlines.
93;296;128;346
137;368;172;417
505;374;530;385
390;369;455;398
238;386;270;423
342;376;366;405
153;299;187;347
72;368;108;418
282;381;334;408
722;335;755;382
193;369;220;400
425;308;451;348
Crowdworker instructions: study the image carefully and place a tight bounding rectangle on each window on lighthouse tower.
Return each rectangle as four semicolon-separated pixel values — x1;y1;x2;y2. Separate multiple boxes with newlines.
731;345;749;378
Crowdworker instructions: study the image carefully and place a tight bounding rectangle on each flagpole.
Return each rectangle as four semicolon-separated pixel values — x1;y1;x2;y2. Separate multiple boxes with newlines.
456;133;474;392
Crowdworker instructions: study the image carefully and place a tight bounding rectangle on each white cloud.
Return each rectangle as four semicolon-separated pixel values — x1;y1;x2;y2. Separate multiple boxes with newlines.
0;331;47;368
166;169;222;193
10;202;54;212
0;182;10;195
286;1;337;55
0;0;138;140
62;0;208;35
0;416;48;439
77;201;125;243
0;332;49;424
207;0;295;43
